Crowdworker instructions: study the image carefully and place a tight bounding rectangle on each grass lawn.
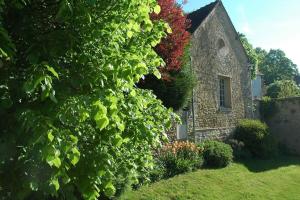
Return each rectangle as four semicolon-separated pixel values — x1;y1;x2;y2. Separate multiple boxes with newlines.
120;156;300;200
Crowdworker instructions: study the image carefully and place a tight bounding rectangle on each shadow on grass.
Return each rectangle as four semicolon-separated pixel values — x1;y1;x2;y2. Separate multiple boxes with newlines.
236;155;300;173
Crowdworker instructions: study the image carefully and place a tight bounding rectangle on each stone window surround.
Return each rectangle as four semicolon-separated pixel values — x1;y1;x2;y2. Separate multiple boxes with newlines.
217;74;232;111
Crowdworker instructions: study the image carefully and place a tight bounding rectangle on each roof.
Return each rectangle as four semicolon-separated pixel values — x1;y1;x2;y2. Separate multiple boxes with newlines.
187;1;219;33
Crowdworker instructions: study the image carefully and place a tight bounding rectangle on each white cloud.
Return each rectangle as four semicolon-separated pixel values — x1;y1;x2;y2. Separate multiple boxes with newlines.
236;4;254;35
241;23;253;35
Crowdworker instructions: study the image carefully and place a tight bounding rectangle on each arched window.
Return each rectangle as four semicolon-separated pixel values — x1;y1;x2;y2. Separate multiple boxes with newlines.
217;38;225;50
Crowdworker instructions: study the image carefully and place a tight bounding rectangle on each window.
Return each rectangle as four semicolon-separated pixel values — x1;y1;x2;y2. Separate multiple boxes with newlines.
217;38;225;50
219;76;232;108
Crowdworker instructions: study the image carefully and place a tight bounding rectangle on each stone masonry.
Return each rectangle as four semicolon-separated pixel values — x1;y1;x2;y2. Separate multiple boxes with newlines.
186;1;253;142
264;97;300;155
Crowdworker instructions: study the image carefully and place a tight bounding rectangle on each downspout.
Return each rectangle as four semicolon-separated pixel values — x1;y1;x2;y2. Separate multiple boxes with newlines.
192;88;196;140
191;56;196;141
249;63;254;119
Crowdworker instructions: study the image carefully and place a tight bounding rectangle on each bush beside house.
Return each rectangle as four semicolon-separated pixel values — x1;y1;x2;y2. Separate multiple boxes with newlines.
201;140;233;168
153;141;204;180
149;140;233;183
234;119;278;158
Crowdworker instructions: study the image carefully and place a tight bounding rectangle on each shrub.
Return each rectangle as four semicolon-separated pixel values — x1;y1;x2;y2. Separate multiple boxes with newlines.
201;140;233;168
157;141;203;178
266;80;300;98
234;119;278;158
227;139;251;159
149;161;166;183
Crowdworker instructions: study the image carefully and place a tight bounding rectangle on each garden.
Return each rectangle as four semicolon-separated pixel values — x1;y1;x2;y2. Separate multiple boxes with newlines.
120;156;300;200
0;0;299;200
119;119;300;199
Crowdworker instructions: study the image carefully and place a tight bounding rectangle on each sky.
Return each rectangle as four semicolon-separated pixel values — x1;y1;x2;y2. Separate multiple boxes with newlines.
181;0;300;70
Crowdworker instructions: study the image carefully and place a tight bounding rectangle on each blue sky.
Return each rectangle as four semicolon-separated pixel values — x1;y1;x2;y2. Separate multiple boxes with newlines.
181;0;300;70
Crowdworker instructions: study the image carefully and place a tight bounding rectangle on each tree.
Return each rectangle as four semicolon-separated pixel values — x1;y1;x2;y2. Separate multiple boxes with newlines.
0;1;175;199
239;33;259;79
259;49;299;85
139;44;196;110
151;0;190;77
294;75;300;86
139;0;195;111
266;80;300;99
255;47;268;66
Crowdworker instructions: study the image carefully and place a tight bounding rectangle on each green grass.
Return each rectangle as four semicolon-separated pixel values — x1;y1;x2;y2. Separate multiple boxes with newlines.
120;156;300;200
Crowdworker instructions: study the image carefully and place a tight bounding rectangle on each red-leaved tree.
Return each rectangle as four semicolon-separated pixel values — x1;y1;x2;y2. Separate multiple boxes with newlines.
138;0;196;111
151;0;190;78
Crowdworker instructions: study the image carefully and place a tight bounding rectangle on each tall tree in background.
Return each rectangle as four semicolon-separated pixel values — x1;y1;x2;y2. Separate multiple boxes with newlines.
255;47;268;66
139;0;195;111
295;75;300;86
260;49;299;85
239;34;299;86
266;80;300;99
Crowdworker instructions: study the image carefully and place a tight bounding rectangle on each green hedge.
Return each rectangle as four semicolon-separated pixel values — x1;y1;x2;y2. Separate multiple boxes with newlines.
234;119;278;158
200;141;233;168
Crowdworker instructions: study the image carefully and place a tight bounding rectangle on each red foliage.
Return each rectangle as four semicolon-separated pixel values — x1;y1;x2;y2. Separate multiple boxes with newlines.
151;0;191;79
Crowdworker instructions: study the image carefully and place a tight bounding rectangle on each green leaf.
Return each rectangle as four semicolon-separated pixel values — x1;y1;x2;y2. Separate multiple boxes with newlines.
71;147;80;165
129;90;136;97
50;178;60;191
29;181;38;191
47;156;61;168
117;122;125;132
164;23;172;34
49;90;58;103
98;170;106;177
62;174;71;184
153;5;161;14
47;130;54;142
80;111;90;122
153;69;161;79
46;64;59;79
93;100;107;115
95;116;109;131
104;182;116;197
52;157;61;168
87;13;92;23
69;135;78;144
113;134;123;147
127;31;133;38
70;155;79;166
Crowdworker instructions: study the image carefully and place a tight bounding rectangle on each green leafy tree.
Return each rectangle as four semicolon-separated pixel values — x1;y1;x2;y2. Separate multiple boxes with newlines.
255;47;268;66
0;0;176;199
259;49;299;85
239;33;259;79
266;80;300;98
294;75;300;86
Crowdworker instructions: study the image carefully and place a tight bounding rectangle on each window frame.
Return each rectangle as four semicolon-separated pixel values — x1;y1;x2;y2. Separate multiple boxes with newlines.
218;75;232;109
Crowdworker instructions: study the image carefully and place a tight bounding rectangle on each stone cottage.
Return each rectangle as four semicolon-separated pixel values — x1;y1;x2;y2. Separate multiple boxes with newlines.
176;1;253;141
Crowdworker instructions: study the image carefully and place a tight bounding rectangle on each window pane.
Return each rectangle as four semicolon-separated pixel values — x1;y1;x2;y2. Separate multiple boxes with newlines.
219;78;225;107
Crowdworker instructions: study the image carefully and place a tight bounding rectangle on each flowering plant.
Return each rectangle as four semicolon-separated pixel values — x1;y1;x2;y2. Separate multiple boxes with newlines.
154;141;204;178
160;141;203;159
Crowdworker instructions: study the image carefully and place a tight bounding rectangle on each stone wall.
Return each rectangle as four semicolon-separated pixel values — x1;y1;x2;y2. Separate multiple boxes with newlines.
187;3;253;142
264;97;300;155
194;127;235;143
